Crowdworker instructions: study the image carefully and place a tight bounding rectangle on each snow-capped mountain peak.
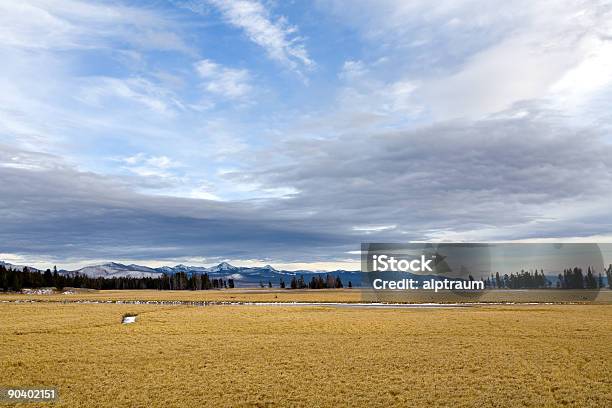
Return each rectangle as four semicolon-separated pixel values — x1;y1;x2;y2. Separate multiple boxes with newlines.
71;262;162;278
3;259;361;286
207;262;238;272
0;261;41;272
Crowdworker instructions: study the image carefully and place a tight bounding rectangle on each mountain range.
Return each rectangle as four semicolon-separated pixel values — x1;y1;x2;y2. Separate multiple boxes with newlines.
6;260;599;287
0;261;361;287
70;262;362;286
0;261;41;273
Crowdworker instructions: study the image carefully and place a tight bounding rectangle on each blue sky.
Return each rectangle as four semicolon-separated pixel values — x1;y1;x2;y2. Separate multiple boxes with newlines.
2;0;612;269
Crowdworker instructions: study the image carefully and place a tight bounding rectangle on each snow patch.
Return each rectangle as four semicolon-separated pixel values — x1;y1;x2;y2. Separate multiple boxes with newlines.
21;288;54;295
122;315;137;324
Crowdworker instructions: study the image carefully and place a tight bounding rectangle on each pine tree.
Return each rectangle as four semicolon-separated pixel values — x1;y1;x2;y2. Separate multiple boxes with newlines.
202;273;211;290
10;270;22;291
43;269;53;287
0;266;8;291
585;267;597;289
53;267;63;291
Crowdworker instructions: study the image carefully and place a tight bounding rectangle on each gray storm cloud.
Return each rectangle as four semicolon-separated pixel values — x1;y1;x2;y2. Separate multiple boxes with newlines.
0;145;351;262
224;113;612;241
2;113;612;263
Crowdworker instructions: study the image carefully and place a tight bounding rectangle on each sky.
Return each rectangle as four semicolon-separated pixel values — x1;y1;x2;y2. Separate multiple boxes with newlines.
1;0;612;270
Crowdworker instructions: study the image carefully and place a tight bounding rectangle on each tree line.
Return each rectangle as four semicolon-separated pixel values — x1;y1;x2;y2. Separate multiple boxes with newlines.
557;267;606;289
2;264;610;292
0;265;353;291
483;265;612;289
279;274;351;289
0;265;236;291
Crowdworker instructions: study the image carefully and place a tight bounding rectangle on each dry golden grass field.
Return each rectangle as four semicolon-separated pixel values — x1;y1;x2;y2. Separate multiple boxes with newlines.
1;300;611;407
2;288;612;304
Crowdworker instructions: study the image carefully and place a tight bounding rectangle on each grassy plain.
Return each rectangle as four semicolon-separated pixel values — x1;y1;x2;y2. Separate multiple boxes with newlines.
1;288;362;304
1;302;611;407
2;288;612;304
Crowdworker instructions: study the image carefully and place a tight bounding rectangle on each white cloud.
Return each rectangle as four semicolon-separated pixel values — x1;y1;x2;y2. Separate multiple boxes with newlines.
320;0;612;121
195;59;252;99
123;153;175;169
550;36;612;112
423;1;612;119
77;77;185;115
339;60;368;80
0;0;198;156
352;225;397;232
318;0;531;46
329;69;421;130
121;153;178;179
424;33;573;119
0;0;191;53
188;183;222;201
205;0;314;73
119;153;227;201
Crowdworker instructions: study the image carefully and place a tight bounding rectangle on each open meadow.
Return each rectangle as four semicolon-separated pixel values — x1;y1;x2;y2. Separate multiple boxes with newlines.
1;300;611;407
2;288;612;304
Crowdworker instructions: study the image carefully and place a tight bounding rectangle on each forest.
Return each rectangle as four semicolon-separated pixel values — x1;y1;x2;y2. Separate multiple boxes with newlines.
483;266;611;289
0;265;351;291
1;264;610;291
0;266;234;291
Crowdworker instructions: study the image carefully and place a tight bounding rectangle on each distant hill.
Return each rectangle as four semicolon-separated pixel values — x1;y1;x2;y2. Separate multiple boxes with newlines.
0;261;41;273
53;261;361;286
65;262;162;279
9;260;602;288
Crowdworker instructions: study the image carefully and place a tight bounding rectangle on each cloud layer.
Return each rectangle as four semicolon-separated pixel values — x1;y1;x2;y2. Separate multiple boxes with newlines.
1;0;612;267
3;113;612;265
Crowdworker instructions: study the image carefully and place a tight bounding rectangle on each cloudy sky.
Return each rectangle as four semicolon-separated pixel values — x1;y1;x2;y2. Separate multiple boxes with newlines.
1;0;612;270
